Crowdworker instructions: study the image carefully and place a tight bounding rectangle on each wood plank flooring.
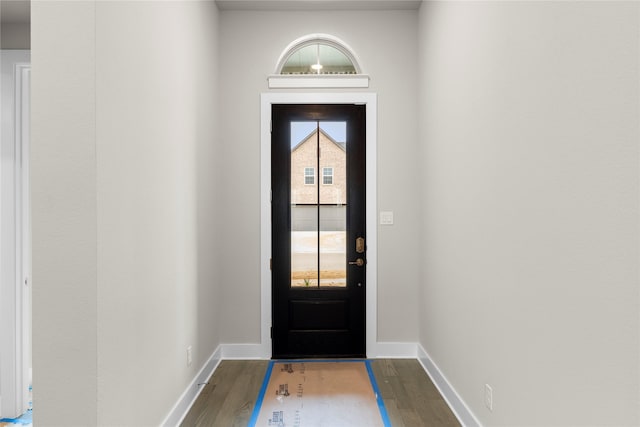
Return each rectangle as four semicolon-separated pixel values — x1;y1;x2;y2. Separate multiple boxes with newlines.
180;359;460;427
370;359;460;426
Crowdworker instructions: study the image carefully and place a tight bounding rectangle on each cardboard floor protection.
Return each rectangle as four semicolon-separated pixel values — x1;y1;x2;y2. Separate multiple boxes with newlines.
249;360;390;427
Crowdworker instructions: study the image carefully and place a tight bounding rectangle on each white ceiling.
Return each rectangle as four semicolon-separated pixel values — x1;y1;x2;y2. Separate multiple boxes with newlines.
1;0;30;25
216;0;422;11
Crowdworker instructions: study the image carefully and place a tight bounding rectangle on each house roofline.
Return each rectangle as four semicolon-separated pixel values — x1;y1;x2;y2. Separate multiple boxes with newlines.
291;127;346;152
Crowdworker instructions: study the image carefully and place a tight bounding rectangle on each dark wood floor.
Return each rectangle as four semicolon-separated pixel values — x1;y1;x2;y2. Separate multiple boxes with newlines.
180;359;460;427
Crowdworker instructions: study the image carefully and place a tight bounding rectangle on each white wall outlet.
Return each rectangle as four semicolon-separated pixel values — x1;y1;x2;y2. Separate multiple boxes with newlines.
187;345;193;367
484;384;493;411
380;211;394;225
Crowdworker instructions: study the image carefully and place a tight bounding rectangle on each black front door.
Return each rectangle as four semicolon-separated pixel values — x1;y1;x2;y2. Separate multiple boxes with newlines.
271;104;366;358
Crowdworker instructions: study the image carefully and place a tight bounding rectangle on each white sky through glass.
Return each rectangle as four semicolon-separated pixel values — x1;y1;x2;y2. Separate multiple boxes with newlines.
291;122;346;148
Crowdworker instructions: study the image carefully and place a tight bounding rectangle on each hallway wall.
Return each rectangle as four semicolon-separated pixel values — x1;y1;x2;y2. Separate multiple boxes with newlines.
32;3;98;423
32;1;221;425
217;9;421;344
418;1;639;425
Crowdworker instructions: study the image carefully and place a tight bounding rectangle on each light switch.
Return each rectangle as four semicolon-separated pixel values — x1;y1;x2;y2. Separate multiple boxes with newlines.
380;211;394;225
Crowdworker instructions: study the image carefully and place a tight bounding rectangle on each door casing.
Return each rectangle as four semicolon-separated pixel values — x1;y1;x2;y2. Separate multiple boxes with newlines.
260;92;377;358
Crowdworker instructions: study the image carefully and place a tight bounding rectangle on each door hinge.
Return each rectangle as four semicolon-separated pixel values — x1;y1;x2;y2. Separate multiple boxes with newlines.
270;258;272;270
270;326;273;338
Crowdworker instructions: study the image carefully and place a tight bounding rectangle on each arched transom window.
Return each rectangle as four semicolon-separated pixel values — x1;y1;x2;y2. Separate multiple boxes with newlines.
269;34;369;88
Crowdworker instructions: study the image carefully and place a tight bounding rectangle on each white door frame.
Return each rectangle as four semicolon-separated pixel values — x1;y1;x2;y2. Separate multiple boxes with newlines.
0;55;31;418
259;92;378;358
16;63;32;416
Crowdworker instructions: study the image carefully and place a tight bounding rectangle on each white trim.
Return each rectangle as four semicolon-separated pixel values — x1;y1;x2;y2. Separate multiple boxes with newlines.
268;74;369;89
15;63;31;420
160;345;223;427
260;92;378;359
417;344;482;427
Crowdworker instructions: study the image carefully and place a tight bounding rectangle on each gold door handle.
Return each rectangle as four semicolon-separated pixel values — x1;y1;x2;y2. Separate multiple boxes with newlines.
349;258;365;267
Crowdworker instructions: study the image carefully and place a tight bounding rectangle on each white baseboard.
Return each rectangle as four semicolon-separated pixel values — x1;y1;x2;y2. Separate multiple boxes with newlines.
161;345;223;427
417;344;482;427
371;342;417;358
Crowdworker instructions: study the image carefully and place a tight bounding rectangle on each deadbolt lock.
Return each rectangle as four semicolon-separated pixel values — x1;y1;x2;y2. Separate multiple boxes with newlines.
356;237;365;254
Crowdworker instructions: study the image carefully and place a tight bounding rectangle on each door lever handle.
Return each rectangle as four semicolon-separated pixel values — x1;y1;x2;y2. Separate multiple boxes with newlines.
348;258;365;267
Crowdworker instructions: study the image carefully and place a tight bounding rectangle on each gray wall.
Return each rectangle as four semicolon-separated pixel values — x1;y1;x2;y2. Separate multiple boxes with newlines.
32;1;220;425
218;9;421;343
32;3;98;423
418;1;639;425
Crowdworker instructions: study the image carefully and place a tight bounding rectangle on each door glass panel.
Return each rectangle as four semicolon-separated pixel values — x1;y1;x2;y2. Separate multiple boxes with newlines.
318;122;346;287
291;122;318;287
290;121;347;288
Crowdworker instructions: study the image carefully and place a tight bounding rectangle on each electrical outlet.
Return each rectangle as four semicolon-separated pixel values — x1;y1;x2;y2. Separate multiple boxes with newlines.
484;384;493;411
380;211;394;225
187;346;193;367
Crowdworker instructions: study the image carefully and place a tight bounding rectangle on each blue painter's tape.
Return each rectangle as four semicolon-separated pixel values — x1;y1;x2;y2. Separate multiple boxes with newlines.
365;360;392;427
0;408;32;425
247;360;275;427
0;418;32;425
